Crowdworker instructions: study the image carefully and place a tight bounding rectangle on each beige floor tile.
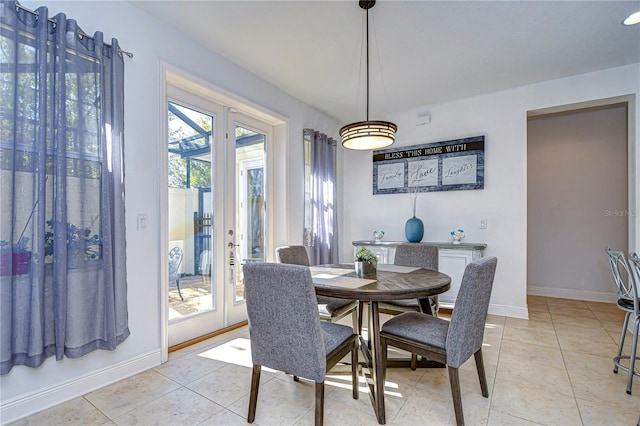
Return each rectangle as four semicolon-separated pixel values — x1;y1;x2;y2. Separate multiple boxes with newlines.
527;310;553;322
505;317;556;334
225;375;315;425
8;397;109;426
84;369;181;419
545;298;589;310
557;332;619;358
198;408;248;425
187;363;267;408
503;325;560;349
195;336;255;369
562;350;640;407
486;314;506;326
526;297;549;313
490;378;582;425
413;365;451;394
389;391;457;425
527;295;548;304
495;356;573;397
483;324;505;345
297;394;380;426
584;300;618;313
590;308;626;323
458;345;500;379
603;320;627;340
576;397;640;426
323;379;376;416
487;409;544;425
112;387;222;425
550;314;603;328
393;372;491;426
553;323;615;342
548;306;595;319
154;350;227;385
498;339;565;369
381;358;427;389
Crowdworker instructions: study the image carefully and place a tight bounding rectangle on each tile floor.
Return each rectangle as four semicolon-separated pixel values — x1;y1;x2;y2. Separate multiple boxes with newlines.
9;296;640;425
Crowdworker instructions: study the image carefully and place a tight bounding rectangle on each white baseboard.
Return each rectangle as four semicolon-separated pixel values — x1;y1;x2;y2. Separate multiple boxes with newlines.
528;286;618;303
1;349;162;424
488;303;529;319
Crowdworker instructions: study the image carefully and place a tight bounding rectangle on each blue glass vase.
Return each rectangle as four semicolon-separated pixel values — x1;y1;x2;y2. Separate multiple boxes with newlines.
405;216;424;243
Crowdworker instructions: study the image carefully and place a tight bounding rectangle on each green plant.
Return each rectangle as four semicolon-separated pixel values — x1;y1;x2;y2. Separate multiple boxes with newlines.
355;247;378;264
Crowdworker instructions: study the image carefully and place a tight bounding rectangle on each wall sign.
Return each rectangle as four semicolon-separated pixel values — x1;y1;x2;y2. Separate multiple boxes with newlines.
373;135;484;194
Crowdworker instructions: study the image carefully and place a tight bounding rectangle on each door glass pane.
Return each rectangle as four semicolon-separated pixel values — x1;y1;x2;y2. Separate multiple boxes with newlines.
235;125;265;302
167;101;215;320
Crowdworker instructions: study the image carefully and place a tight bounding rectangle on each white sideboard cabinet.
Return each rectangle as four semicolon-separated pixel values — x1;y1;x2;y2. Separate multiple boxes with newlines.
352;240;486;308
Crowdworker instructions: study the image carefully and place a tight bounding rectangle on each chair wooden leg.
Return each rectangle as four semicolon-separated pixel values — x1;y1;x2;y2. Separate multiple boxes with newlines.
352;340;359;400
358;301;364;334
410;353;418;371
474;348;489;397
315;381;324;426
381;335;388;387
352;308;359;334
247;365;261;423
448;366;464;426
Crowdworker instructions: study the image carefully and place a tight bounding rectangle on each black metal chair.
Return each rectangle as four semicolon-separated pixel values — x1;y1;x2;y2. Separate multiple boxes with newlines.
243;262;359;426
276;245;359;332
380;256;498;426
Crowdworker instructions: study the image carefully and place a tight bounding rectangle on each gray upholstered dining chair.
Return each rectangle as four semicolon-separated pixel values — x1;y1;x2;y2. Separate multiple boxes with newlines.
243;262;359;426
606;247;640;395
378;244;440;316
380;256;498;426
276;245;359;332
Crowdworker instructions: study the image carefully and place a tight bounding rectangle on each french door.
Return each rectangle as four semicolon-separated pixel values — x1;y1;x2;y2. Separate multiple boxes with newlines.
226;112;268;325
166;86;270;346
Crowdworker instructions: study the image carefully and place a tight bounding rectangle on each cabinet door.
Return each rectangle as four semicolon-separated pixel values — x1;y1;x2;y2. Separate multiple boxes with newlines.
438;249;475;306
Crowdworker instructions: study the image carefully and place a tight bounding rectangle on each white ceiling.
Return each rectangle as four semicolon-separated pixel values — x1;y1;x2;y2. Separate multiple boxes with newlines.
130;0;640;124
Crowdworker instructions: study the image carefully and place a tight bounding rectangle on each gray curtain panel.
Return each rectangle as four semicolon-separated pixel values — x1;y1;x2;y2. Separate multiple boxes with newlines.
0;1;129;374
304;129;339;265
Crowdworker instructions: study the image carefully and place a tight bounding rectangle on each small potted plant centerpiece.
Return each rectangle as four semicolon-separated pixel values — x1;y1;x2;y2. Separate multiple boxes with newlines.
354;247;378;278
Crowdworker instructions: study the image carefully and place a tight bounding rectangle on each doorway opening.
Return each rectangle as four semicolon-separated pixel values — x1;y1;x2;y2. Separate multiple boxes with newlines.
527;96;635;302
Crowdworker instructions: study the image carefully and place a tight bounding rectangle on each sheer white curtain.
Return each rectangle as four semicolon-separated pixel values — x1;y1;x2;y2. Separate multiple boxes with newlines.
303;129;339;265
0;1;129;374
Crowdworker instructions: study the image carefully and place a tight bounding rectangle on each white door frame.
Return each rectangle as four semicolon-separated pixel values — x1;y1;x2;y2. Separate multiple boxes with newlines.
159;63;287;361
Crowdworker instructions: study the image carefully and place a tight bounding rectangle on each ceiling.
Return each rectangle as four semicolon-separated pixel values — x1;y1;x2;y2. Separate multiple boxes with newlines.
130;1;640;124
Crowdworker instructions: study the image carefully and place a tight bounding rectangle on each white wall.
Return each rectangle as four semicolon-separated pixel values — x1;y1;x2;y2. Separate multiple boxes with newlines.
2;1;340;421
527;106;628;300
340;64;640;319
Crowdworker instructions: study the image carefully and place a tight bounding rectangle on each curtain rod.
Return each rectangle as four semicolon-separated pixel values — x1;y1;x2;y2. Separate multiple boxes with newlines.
15;2;133;58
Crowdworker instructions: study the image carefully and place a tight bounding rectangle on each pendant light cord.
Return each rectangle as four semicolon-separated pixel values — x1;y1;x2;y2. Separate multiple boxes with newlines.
365;6;370;121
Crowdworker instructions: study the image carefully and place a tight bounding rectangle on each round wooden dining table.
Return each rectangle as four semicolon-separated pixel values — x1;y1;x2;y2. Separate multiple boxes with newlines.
310;263;451;425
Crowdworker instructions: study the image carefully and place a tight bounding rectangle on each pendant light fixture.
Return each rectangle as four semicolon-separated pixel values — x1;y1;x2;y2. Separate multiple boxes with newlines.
340;0;397;150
